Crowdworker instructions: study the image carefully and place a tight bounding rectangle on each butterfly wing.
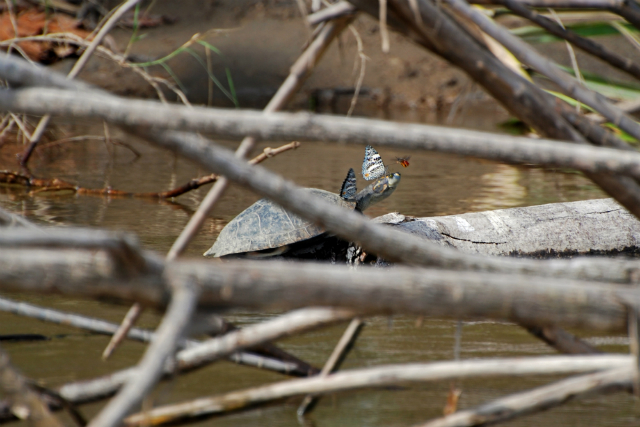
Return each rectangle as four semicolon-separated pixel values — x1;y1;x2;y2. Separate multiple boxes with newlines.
340;168;357;200
362;145;387;180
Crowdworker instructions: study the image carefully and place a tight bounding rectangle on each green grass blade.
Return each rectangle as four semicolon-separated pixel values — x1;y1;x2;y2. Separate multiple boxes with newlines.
184;47;236;105
512;21;639;43
160;62;188;95
225;67;239;108
197;40;223;56
129;46;189;67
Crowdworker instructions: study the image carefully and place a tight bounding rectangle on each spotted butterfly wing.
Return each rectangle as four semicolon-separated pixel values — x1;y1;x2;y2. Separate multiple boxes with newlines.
362;145;387;181
340;168;357;200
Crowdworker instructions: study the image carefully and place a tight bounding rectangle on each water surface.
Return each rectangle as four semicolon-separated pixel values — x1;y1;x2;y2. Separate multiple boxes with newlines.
0;117;633;427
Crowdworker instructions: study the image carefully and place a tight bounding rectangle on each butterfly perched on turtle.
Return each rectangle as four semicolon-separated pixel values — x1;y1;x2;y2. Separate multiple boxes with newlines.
203;148;402;258
357;145;402;211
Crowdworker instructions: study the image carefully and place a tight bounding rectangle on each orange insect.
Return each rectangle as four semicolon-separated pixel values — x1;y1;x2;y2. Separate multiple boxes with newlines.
394;156;411;168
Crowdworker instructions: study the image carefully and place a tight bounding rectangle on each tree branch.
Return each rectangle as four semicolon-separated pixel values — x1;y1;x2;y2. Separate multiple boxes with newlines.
123;355;632;426
417;366;632;427
0;239;638;332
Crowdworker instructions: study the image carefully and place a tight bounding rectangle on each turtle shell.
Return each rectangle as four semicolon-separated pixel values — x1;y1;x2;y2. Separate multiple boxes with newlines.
204;189;356;257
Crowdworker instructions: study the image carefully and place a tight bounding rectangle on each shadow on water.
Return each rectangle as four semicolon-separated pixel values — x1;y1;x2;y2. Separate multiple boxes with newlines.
0;112;633;427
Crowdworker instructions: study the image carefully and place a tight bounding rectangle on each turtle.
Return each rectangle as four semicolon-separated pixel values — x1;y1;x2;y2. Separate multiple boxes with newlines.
204;147;401;259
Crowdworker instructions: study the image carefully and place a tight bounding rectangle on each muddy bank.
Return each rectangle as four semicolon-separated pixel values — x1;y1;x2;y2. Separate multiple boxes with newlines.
44;1;640;130
47;0;500;125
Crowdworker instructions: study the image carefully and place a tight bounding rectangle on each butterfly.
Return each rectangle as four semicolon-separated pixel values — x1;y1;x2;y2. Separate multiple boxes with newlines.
362;145;387;181
340;168;357;200
395;156;411;168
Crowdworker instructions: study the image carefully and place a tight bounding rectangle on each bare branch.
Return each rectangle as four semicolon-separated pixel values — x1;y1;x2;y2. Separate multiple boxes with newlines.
308;1;356;25
57;308;355;405
298;317;364;416
495;0;640;81
471;0;625;7
445;0;640;142
0;345;63;427
5;88;640;181
123;355;632;426
0;240;638;332
88;282;199;427
418;367;632;427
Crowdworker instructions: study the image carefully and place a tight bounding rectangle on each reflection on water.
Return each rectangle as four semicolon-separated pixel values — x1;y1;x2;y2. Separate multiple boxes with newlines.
469;164;528;211
0;118;631;427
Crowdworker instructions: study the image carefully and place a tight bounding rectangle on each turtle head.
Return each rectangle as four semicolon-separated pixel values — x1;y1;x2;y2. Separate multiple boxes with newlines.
355;172;401;212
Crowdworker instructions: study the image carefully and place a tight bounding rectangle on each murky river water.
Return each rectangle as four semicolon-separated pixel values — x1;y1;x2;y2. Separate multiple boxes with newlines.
0;114;636;426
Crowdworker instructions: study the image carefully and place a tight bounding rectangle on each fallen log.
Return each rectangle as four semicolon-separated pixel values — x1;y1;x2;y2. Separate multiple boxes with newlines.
370;198;638;354
381;198;640;259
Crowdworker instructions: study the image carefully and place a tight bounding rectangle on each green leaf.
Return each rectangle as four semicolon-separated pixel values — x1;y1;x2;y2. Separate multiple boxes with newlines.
512;21;639;44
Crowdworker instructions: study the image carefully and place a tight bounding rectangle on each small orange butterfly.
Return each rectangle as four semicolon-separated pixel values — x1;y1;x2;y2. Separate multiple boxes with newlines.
395;156;411;167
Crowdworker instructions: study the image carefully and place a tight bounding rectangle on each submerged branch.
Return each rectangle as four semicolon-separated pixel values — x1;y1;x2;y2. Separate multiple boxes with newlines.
0;142;300;199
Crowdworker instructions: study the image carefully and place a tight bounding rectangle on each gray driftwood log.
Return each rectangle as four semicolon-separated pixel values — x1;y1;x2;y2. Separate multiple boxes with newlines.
381;198;640;258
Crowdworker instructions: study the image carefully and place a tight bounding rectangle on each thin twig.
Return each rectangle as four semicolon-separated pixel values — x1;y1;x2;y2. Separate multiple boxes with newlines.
39;135;141;158
347;25;368;117
297;318;364;417
548;8;583;112
380;0;390;52
308;1;356;25
9;113;32;141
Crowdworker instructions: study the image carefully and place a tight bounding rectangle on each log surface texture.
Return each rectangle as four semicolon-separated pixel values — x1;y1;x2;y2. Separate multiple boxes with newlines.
391;198;640;258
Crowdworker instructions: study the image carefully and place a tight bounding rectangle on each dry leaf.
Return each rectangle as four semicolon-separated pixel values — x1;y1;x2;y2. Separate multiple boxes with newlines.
443;383;462;415
0;8;91;62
